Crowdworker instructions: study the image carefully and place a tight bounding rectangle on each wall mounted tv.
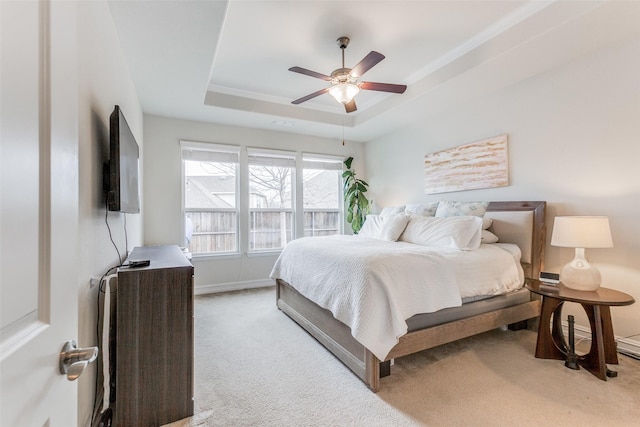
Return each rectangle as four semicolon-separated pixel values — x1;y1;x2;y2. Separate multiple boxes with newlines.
106;105;140;213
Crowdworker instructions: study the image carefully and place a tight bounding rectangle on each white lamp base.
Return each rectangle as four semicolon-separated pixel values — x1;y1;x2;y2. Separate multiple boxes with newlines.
560;248;602;291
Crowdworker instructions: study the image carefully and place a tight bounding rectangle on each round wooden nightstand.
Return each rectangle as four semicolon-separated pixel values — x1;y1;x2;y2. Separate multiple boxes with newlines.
526;279;635;380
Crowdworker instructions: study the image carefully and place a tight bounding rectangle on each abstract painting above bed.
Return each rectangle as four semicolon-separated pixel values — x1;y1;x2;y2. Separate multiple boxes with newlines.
424;135;509;194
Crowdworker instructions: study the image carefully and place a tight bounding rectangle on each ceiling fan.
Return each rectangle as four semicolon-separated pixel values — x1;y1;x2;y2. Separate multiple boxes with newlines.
289;36;407;113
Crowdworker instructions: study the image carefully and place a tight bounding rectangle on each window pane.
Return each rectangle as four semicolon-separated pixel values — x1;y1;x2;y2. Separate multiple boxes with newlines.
248;164;292;209
303;168;339;208
185;159;238;254
249;210;293;250
303;167;341;237
249;163;293;250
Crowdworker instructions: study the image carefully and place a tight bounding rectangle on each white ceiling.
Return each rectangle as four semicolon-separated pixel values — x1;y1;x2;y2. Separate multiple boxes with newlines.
108;0;640;142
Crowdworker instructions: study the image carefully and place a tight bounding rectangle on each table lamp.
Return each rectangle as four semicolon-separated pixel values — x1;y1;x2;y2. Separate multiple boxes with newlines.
550;216;613;291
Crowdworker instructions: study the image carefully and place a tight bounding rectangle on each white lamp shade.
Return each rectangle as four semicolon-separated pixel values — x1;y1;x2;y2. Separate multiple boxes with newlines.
329;83;360;104
550;216;613;248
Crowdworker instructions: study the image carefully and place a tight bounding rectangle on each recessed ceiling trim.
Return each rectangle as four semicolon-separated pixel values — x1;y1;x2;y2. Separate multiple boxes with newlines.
203;90;356;128
204;1;556;125
206;83;342;114
407;0;556;84
204;0;231;94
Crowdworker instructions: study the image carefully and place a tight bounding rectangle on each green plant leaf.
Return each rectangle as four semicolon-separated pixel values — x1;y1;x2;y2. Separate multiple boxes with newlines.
342;156;369;233
344;157;353;169
358;193;368;207
353;216;362;233
345;188;356;199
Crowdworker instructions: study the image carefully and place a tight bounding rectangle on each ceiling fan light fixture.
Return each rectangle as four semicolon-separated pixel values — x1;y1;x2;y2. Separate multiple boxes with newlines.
289;36;406;112
329;83;360;104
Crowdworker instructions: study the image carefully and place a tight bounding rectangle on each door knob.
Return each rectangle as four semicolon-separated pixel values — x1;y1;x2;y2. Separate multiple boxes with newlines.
59;340;98;381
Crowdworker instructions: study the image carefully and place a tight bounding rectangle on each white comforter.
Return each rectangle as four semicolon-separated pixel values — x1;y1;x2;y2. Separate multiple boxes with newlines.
270;235;524;361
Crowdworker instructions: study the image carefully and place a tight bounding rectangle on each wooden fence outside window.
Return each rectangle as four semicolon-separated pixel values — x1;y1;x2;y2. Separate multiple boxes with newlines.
186;209;340;254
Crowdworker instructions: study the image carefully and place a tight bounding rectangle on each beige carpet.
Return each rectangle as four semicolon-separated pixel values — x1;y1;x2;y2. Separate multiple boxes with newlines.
165;287;640;427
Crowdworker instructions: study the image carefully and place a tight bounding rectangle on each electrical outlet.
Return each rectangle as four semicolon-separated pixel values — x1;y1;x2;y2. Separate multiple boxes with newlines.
90;276;102;288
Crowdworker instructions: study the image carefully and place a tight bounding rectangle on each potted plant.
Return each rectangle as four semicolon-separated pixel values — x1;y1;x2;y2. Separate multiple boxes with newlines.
342;156;370;234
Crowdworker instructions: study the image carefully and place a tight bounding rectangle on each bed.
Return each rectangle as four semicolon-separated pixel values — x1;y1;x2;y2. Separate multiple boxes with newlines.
272;201;546;391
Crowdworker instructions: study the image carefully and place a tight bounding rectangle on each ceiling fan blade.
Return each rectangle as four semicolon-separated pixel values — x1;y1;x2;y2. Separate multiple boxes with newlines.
359;81;407;94
291;88;330;105
349;51;385;78
344;99;357;113
288;66;332;81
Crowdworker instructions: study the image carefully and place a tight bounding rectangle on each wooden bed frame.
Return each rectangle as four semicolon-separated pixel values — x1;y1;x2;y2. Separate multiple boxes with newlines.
276;201;546;391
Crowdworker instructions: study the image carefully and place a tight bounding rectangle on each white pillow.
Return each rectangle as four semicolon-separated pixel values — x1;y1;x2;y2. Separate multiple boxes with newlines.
379;206;405;216
480;217;497;242
358;214;409;242
435;201;489;217
405;202;439;217
482;216;493;230
481;229;499;244
400;216;483;250
358;215;384;238
379;214;410;241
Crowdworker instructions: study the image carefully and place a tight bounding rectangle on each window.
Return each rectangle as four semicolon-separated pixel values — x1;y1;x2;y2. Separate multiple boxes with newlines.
182;142;240;255
182;143;345;256
302;154;343;237
247;149;295;251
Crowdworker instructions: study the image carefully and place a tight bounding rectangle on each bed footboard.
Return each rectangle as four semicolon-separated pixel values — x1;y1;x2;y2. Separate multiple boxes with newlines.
276;279;385;390
277;279;540;392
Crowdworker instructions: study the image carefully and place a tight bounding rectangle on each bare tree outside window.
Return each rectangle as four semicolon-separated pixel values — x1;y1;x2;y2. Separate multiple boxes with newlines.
249;165;292;208
249;163;293;250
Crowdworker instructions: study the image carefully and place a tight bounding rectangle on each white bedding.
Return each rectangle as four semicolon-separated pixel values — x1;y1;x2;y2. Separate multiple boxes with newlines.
270;235;524;361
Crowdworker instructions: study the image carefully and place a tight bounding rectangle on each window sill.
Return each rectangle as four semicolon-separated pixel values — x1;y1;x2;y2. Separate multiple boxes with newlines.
191;252;242;262
247;250;282;258
190;251;282;261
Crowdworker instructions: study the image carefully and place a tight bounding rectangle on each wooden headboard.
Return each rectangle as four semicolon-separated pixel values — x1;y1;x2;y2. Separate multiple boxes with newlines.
485;201;546;280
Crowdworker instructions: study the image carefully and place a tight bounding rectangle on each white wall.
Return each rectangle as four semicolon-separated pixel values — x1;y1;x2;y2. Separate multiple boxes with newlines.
77;1;143;425
365;35;640;344
143;115;364;291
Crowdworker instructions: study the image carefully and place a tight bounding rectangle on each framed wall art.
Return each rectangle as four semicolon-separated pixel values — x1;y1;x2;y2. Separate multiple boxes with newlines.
424;134;509;194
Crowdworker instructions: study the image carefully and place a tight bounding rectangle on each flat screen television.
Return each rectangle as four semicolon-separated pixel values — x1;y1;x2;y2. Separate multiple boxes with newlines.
106;105;140;213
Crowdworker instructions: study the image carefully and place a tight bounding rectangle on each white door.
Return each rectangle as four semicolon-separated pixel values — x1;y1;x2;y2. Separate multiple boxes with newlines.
1;1;80;426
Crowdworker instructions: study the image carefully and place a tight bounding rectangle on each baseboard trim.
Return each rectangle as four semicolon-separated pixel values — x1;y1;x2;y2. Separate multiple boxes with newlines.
562;322;640;359
617;338;640;360
194;279;275;295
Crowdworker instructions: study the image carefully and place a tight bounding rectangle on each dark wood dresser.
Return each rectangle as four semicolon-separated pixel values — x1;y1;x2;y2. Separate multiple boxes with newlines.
114;245;194;426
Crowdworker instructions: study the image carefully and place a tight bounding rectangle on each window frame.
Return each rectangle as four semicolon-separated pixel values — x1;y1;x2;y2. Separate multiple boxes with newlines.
180;143;347;258
246;148;296;254
301;153;344;237
181;141;241;257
